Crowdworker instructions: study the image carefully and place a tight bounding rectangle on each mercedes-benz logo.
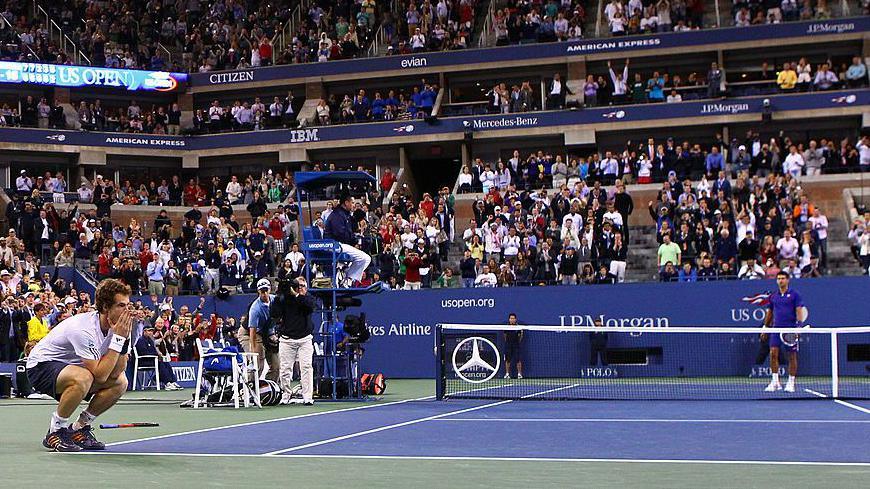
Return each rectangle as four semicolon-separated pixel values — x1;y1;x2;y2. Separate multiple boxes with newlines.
451;336;500;383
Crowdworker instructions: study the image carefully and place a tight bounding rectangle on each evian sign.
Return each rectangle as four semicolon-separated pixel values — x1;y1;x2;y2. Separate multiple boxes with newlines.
400;57;428;68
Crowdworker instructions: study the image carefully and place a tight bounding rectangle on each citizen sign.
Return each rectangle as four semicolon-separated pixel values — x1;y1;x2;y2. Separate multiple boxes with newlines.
289;129;320;143
208;71;255;84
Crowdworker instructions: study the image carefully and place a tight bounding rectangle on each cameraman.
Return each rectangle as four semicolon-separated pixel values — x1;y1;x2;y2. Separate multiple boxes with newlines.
239;279;280;382
272;277;316;405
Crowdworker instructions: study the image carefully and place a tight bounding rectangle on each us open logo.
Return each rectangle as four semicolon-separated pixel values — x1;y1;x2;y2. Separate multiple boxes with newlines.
451;336;500;383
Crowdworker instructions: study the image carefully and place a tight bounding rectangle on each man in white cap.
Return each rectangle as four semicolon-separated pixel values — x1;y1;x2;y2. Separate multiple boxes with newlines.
16;170;33;194
734;144;752;176
0;236;14;270
240;278;279;382
0;269;13;295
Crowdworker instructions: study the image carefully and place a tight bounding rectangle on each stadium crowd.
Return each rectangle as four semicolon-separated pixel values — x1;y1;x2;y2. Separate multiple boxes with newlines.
0;51;863;134
0;0;864;72
455;132;870;285
1;132;868;326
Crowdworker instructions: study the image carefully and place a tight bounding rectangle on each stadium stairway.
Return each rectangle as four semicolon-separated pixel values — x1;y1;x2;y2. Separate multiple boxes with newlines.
825;216;864;277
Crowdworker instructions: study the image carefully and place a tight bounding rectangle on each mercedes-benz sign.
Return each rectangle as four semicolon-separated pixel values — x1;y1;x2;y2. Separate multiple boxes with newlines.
451;336;500;383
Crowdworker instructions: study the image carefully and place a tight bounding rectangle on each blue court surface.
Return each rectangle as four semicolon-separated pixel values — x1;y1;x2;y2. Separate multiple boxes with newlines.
80;396;870;465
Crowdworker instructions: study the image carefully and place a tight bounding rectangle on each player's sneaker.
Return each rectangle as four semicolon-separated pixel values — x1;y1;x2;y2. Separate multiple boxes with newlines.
42;427;83;452
503;373;510;379
764;381;782;392
165;382;183;391
302;400;314;406
517;374;523;379
784;381;796;393
71;425;106;450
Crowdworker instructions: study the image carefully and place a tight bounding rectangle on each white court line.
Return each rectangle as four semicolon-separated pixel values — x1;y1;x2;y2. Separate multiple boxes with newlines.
432;418;870;424
835;400;870;415
107;394;435;447
264;383;580;456
67;452;870;467
448;382;514;397
803;388;828;398
804;388;870;415
264;399;513;455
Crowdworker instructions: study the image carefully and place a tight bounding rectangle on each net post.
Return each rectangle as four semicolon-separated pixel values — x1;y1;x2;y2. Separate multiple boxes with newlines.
830;331;839;399
435;324;444;401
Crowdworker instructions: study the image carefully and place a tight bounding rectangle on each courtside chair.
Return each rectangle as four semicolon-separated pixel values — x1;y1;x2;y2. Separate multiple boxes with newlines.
131;347;160;391
193;338;261;408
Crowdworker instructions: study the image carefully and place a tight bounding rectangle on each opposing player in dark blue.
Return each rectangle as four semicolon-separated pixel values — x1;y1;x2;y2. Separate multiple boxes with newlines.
762;271;808;393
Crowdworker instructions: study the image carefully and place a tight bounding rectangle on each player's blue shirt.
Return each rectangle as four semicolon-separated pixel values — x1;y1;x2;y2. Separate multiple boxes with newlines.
768;288;803;327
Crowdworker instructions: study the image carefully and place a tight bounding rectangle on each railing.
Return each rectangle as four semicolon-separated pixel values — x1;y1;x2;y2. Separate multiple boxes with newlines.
595;0;604;37
157;42;172;66
366;21;388;57
35;4;90;65
272;1;307;55
840;0;852;16
366;0;396;58
0;13;40;60
714;0;722;28
477;0;497;48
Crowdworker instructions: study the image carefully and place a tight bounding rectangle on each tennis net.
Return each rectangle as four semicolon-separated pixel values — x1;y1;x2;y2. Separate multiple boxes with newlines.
436;324;870;400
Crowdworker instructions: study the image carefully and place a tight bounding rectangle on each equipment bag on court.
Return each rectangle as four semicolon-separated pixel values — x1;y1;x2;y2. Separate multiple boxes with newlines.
360;373;386;395
15;359;32;397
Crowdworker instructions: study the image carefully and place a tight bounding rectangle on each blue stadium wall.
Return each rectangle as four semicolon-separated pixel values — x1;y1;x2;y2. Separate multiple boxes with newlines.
130;277;870;378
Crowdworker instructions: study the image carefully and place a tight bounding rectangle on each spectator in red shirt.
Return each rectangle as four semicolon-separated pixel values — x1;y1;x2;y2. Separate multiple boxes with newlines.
403;250;423;289
139;242;154;270
259;38;273;66
198;314;218;341
420;193;435;219
97;246;112;278
380;167;396;193
183;179;199;206
267;215;284;240
380;167;397;203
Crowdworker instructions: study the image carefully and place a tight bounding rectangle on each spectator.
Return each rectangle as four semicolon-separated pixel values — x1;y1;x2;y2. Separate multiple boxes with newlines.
777;62;797;92
846;56;867;88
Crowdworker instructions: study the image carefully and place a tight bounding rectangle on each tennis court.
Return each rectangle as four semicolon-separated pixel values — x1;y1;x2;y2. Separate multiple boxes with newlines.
95;394;870;463
2;380;869;487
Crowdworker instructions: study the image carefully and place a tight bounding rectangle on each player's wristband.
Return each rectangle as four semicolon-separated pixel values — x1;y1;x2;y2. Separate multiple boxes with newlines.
108;334;127;353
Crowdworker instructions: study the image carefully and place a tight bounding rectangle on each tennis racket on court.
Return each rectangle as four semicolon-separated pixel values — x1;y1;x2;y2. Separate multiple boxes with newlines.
99;423;160;429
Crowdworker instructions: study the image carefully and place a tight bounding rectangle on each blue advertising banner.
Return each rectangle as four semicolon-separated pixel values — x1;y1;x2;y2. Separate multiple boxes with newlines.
190;17;870;87
126;361;200;389
0;61;187;91
0;90;865;151
355;277;870;378
134;276;870;379
2;277;868;389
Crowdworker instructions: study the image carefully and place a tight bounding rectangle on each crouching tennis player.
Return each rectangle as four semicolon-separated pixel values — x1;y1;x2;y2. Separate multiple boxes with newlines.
26;279;133;452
